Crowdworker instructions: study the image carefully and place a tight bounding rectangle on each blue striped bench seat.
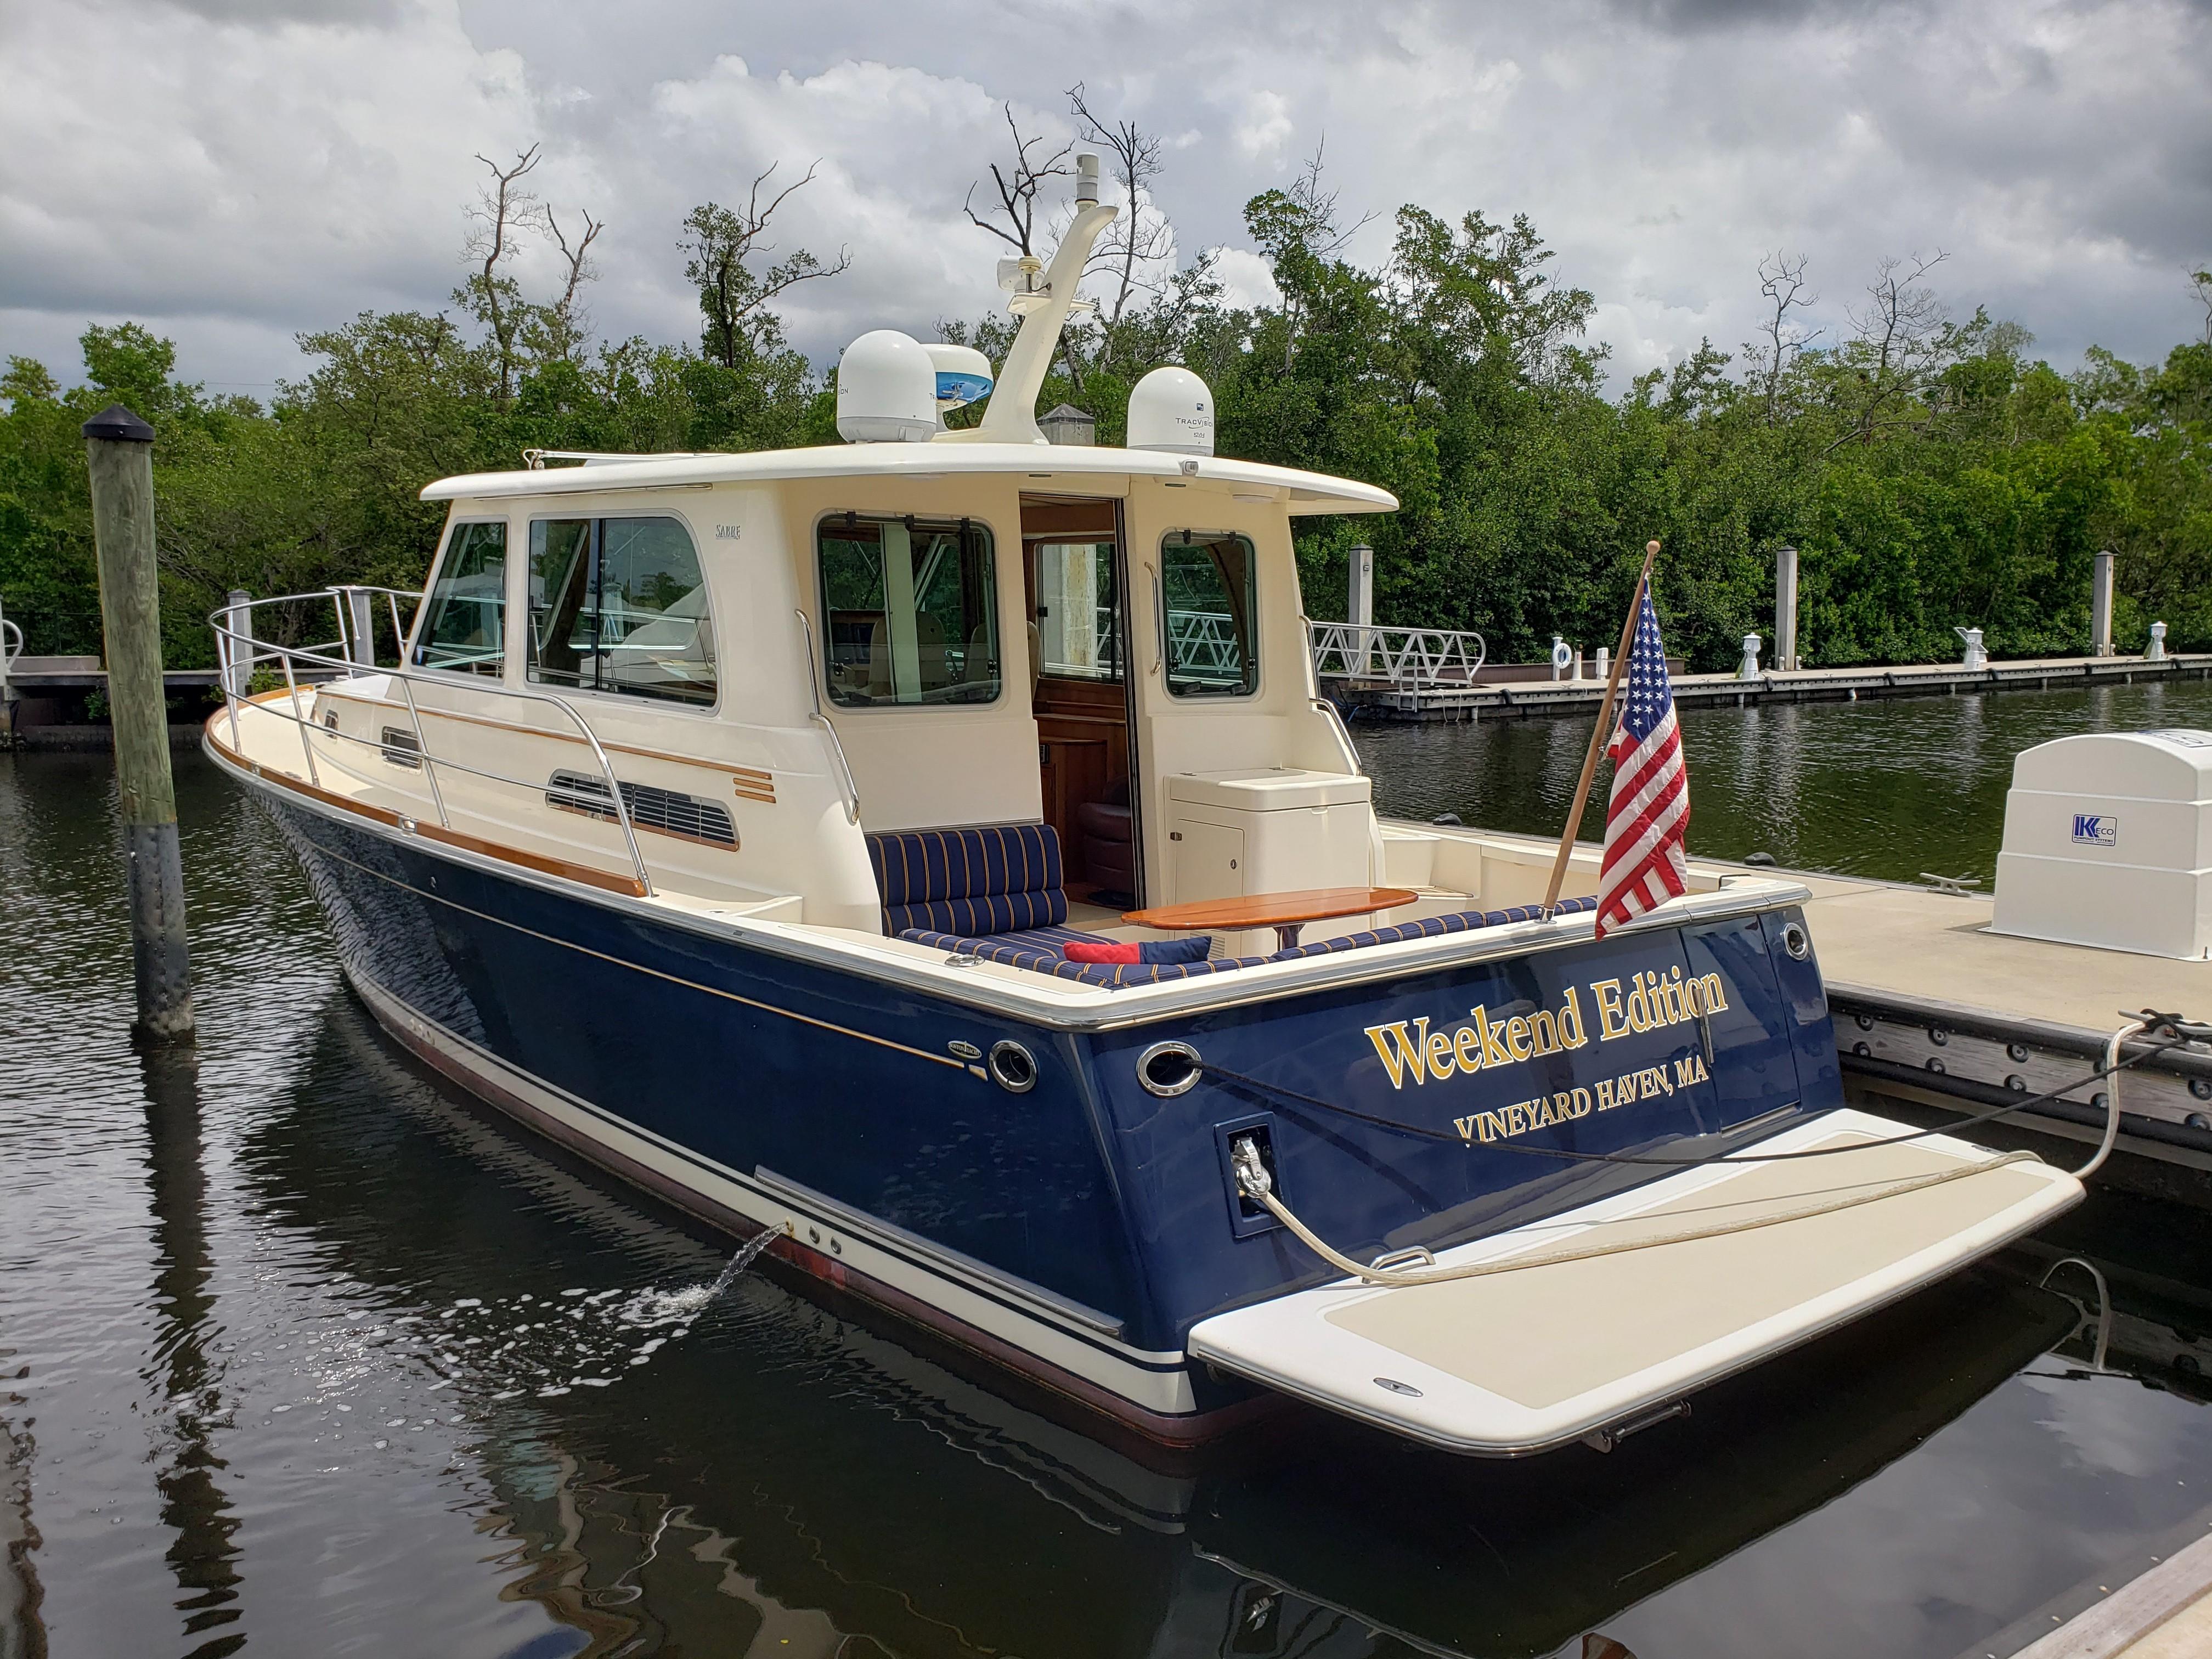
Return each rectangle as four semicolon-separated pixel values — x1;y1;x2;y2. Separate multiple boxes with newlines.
865;822;1069;937
898;895;1602;988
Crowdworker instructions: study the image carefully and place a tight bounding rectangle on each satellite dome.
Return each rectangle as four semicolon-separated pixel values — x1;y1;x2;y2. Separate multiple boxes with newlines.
924;342;994;412
1126;365;1214;456
836;331;938;443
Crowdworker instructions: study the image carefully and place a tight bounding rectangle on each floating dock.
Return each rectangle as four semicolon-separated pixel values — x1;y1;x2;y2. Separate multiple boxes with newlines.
1328;651;2212;722
1996;1527;2212;1657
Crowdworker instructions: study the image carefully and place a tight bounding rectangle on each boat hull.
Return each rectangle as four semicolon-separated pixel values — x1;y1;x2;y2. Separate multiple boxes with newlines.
240;763;1857;1446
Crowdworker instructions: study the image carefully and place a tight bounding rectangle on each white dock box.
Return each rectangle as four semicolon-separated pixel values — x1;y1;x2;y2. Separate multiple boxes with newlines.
1991;729;2212;960
1164;768;1374;905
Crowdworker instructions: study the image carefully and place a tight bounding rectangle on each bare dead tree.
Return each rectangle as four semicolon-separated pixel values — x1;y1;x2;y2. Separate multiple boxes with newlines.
964;104;1074;259
681;161;851;370
1751;250;1819;421
548;208;603;320
459;145;546;403
1835;250;1949;448
2193;266;2212;345
1252;140;1375;372
1067;82;1176;351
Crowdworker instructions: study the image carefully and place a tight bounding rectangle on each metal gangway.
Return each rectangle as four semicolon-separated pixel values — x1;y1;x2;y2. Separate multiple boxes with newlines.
1308;621;1488;689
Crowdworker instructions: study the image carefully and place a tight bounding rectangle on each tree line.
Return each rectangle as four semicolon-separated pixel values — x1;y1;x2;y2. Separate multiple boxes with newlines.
2;92;2208;674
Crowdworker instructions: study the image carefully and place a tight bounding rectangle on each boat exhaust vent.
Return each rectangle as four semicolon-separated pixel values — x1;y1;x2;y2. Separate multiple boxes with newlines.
987;1040;1037;1093
1137;1041;1201;1097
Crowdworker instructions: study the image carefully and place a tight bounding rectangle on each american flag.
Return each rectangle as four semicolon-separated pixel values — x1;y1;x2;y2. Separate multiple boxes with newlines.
1594;585;1690;939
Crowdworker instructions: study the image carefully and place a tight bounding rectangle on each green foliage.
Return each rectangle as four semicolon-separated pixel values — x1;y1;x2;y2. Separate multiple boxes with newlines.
2;153;2207;677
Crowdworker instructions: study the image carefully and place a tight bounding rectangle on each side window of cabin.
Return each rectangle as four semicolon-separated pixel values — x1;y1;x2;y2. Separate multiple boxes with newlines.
1031;541;1121;681
527;516;718;707
414;521;508;676
1160;532;1258;697
817;516;1000;708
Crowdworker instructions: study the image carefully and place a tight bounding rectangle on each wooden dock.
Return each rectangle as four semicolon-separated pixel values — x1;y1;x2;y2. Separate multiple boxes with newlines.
1987;1526;2212;1657
1;654;334;751
1327;651;2212;722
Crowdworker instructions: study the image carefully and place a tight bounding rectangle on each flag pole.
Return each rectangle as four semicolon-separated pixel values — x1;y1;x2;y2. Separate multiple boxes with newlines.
1542;539;1660;917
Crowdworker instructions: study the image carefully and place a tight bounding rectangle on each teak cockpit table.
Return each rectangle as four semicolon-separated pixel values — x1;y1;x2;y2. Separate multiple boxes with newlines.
1122;886;1420;952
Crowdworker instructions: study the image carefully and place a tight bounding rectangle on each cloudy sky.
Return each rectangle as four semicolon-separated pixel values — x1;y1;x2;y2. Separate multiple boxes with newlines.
4;0;2208;400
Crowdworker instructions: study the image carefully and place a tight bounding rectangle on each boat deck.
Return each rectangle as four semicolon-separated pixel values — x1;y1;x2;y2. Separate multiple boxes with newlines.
1799;878;2212;1033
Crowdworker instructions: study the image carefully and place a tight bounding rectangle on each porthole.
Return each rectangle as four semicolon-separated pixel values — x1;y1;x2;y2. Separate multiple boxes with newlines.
987;1040;1037;1094
1781;922;1810;961
1137;1041;1203;1098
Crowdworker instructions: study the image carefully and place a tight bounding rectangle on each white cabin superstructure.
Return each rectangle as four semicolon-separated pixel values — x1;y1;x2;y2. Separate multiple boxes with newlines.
386;442;1392;940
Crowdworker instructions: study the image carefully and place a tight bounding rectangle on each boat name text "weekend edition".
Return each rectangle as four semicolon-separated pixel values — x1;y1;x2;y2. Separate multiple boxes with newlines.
1361;967;1728;1144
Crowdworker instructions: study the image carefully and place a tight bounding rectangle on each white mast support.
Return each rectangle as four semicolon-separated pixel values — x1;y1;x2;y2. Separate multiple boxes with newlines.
945;205;1118;446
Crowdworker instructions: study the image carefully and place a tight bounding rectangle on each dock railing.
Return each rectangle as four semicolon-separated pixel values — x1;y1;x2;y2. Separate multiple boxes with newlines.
1309;620;1488;689
209;586;656;896
0;601;21;703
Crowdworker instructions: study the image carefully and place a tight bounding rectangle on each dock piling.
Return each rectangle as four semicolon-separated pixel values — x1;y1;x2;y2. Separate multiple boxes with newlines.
1348;543;1374;676
2093;549;2115;658
221;589;252;697
83;403;195;1044
1775;545;1799;671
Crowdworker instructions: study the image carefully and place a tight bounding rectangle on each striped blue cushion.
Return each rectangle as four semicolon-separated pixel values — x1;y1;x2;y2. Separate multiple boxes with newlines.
867;823;1068;937
1278;895;1601;958
899;927;1272;986
896;897;1602;983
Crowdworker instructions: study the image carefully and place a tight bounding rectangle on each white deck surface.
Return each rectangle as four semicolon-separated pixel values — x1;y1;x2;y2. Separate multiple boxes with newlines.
1187;1110;2080;1454
1796;877;2212;1034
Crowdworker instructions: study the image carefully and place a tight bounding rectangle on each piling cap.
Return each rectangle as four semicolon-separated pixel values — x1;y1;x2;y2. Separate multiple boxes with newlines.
82;403;154;443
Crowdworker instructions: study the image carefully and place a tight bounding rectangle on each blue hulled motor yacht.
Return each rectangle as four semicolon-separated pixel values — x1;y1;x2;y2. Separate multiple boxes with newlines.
208;156;2083;1456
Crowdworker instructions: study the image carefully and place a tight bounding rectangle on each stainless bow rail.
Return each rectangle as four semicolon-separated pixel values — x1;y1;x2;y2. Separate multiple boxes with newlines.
210;586;656;897
1308;620;1488;689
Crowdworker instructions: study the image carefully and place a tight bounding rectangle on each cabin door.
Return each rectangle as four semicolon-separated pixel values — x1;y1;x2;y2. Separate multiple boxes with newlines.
1020;495;1143;907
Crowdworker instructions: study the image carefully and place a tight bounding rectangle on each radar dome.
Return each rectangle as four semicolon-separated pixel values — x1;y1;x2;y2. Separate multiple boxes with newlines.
1126;365;1214;456
836;331;938;443
924;342;993;412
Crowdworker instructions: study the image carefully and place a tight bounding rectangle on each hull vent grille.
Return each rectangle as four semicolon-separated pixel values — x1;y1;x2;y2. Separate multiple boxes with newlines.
546;770;737;848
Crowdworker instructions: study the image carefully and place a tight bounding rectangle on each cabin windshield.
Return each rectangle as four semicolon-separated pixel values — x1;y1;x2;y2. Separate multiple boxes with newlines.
526;516;718;707
818;515;1000;707
414;521;507;677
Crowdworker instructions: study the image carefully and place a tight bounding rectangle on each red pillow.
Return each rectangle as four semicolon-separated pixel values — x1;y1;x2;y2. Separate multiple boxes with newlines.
1062;940;1142;963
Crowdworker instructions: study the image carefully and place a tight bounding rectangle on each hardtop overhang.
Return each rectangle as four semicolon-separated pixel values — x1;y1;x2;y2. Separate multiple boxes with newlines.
419;442;1400;517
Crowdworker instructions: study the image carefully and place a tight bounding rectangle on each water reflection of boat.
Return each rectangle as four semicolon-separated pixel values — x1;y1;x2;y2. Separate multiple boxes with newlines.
247;994;2087;1658
207;151;2080;1458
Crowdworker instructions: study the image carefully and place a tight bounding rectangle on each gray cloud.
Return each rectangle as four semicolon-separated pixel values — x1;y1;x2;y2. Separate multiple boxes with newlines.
4;0;2207;398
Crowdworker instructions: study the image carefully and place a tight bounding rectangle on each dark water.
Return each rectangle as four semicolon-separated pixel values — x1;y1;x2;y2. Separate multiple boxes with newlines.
8;688;2212;1658
1361;678;2212;885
